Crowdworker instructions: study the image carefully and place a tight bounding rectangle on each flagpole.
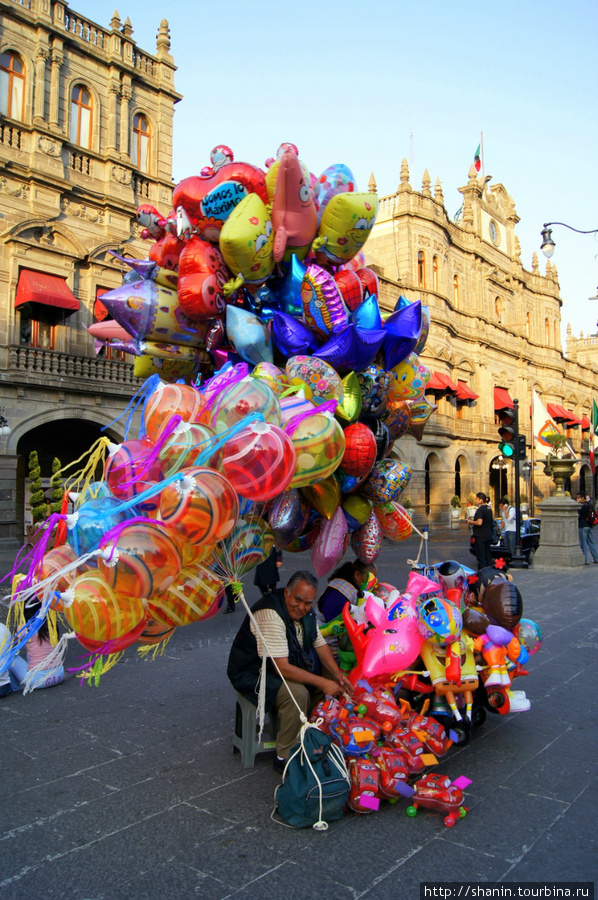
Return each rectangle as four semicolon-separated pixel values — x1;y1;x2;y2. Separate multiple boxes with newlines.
481;131;485;179
529;397;535;517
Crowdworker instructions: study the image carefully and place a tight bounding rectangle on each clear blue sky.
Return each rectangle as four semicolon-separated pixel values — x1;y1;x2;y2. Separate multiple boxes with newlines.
77;0;598;343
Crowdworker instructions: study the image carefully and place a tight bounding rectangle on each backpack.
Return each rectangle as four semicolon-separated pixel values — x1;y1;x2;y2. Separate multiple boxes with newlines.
274;724;350;830
491;519;501;544
591;510;598;527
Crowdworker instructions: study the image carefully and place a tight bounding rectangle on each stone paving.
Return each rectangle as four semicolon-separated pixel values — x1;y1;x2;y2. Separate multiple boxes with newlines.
1;533;596;899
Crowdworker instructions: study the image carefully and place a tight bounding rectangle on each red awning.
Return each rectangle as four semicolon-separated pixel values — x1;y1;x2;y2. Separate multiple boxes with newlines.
426;371;458;392
94;289;109;322
456;381;479;401
581;415;591;430
547;403;569;421
16;269;79;311
563;409;582;426
426;372;447;391
494;387;514;410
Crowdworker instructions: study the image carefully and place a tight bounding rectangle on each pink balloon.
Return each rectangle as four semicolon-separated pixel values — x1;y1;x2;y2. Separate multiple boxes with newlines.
310;506;348;578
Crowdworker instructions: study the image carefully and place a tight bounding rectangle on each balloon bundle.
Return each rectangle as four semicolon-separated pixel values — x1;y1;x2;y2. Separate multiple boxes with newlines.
311;563;542;822
1;142;439;683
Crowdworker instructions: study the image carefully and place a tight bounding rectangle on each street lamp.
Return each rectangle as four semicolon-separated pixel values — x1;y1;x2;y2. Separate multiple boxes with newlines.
540;222;598;259
0;415;10;437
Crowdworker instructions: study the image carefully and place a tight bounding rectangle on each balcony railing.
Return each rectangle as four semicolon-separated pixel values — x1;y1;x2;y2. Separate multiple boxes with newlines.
64;12;107;48
8;346;139;386
0;123;23;150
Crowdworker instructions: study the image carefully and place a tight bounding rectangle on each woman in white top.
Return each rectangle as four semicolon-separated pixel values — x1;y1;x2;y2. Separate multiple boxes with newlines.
499;497;517;556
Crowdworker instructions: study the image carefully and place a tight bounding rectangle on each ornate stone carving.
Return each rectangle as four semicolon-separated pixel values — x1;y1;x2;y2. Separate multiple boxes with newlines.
112;166;132;185
38;136;62;157
0;178;29;199
61;198;104;224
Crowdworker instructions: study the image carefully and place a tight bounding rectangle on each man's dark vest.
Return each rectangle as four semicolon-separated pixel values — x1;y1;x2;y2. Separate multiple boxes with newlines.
227;589;318;710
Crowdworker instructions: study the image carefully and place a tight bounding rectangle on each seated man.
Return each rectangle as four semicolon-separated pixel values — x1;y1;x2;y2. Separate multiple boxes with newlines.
227;570;353;771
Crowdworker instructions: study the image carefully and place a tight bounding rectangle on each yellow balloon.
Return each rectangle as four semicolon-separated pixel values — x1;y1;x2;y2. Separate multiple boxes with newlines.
219;193;275;294
313;192;379;265
288;412;346;488
336;371;362;423
146;565;225;627
301;475;342;520
65;572;145;643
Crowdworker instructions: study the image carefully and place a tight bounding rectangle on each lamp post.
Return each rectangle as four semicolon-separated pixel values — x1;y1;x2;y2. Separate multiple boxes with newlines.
540;222;598;258
0;415;10;437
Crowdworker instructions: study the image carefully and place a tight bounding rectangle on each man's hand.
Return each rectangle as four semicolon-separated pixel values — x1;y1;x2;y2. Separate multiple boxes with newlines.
336;672;354;696
320;677;345;697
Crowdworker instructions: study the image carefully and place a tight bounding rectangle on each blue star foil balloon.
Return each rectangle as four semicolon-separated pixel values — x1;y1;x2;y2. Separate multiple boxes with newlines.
271;311;321;358
413;304;430;355
270;253;306;317
383;300;422;370
314;324;386;373
351;293;383;331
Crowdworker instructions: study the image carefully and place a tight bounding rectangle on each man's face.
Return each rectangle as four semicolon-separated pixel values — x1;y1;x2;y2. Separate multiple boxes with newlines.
284;580;317;621
577;496;584;504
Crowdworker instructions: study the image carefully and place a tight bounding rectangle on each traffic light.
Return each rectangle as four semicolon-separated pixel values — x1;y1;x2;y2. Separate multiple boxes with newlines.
516;434;526;460
497;408;516;457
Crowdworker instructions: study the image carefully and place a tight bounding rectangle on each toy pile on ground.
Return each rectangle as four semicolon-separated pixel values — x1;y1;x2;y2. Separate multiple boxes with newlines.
310;562;542;823
1;142;439;684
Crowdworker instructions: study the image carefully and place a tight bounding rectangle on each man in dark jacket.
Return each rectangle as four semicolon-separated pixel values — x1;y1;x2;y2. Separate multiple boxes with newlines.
227;570;353;770
576;492;598;564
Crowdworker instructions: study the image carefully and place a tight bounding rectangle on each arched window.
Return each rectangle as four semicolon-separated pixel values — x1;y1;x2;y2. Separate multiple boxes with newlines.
554;321;558;347
453;274;460;306
526;312;531;339
70;84;92;149
544;318;550;346
417;251;426;289
432;256;439;292
494;296;502;324
132;113;150;172
0;51;25;121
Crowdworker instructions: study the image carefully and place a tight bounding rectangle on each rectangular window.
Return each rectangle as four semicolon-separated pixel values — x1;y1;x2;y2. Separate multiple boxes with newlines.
20;309;56;350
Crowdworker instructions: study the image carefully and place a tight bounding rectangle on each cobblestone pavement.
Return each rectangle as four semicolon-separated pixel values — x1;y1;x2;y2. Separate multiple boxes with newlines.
1;531;596;899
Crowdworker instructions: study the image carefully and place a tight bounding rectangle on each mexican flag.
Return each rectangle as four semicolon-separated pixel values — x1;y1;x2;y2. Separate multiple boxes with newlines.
591;399;598;474
473;144;481;173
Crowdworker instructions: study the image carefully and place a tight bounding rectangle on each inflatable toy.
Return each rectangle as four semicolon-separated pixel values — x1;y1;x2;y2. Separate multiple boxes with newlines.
98;518;182;598
219;193;275;294
221;420;295;501
271;148;318;262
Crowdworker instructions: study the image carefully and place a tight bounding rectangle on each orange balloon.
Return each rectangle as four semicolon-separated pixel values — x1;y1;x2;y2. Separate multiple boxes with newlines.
137;618;176;646
147;566;225;627
65;572;145;643
159;467;239;545
37;545;82;610
144;383;207;442
98;519;182;598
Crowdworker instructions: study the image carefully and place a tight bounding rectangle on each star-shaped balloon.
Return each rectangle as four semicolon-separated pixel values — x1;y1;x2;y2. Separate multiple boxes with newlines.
383;301;422;370
271;311;321;358
314;323;386;373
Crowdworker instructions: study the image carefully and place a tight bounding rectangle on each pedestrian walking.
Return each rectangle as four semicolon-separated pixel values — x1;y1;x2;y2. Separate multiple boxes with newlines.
576;492;598;564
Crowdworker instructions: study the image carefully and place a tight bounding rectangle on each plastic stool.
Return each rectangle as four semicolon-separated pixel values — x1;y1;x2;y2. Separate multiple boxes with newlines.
232;692;279;768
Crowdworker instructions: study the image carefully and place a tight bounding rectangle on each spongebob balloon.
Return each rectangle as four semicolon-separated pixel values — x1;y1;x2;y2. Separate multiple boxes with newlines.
313;192;379;266
219;193;275;295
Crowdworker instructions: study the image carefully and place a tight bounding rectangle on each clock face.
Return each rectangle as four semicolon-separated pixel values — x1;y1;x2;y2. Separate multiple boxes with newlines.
489;220;500;245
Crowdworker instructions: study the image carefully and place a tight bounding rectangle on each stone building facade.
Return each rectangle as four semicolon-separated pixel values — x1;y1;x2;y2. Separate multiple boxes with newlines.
365;161;598;525
0;0;180;546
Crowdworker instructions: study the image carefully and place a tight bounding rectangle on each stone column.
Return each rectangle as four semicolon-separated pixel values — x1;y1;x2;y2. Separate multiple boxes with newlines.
119;80;132;161
49;42;63;129
107;81;119;153
33;47;49;125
